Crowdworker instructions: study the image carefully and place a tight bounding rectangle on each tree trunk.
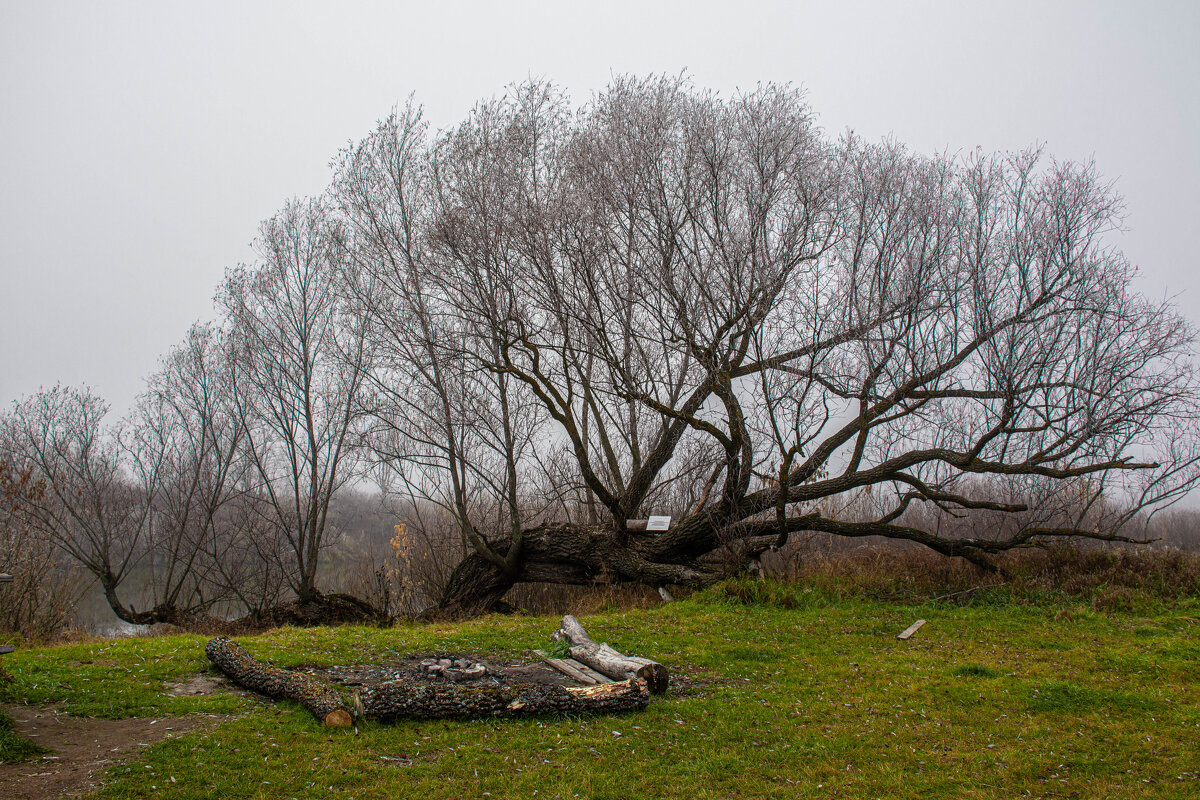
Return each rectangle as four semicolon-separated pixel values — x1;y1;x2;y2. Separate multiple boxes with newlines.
361;677;649;721
433;512;1020;620
434;522;717;619
241;591;386;627
432;552;517;619
205;637;353;727
101;574;185;626
553;614;669;693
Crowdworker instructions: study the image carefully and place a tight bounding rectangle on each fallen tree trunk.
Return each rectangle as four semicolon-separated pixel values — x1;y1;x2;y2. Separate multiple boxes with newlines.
552;614;669;694
205;637;353;727
361;677;649;721
433;522;719;619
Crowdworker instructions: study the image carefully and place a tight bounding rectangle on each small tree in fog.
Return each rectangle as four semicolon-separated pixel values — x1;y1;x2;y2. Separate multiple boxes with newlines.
126;322;252;617
0;386;167;623
220;198;370;604
0;456;78;637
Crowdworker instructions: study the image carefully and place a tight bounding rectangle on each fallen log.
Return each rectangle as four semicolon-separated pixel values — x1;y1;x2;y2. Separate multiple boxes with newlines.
205;637;353;727
361;677;649;721
552;614;669;694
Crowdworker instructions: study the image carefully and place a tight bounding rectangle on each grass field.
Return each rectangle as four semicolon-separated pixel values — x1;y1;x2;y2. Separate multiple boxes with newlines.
2;579;1198;799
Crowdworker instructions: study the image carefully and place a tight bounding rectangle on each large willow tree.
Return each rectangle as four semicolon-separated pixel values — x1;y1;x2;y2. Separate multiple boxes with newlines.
333;76;1199;616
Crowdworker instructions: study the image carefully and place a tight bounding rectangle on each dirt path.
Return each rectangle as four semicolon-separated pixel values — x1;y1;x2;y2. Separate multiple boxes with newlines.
0;704;221;800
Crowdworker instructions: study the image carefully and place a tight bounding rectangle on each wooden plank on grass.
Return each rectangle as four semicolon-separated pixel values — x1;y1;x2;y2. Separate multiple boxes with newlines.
564;658;611;684
534;650;601;685
897;619;927;640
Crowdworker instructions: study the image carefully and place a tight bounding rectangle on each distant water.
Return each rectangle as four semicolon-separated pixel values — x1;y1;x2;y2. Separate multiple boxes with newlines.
71;578;245;637
71;581;145;637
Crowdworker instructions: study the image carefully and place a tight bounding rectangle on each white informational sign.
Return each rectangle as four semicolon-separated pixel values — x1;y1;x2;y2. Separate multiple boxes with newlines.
646;515;671;531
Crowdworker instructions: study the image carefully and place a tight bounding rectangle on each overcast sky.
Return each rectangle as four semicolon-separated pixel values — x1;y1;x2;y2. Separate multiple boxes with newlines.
2;0;1198;417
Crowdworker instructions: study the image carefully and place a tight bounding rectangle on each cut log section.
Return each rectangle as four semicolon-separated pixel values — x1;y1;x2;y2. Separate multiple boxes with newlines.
552;614;669;694
205;637;353;727
361;677;649;721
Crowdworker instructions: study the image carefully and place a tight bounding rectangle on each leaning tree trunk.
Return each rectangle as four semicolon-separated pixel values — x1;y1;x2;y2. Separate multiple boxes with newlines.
205;637;353;727
361;677;649;721
434;522;719;619
433;507;1031;620
433;552;519;619
101;576;189;626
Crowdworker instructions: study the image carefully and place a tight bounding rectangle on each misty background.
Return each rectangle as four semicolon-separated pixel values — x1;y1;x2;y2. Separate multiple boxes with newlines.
2;0;1198;418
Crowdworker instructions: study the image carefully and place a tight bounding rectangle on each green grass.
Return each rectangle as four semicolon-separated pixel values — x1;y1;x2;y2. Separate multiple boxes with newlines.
0;708;49;763
952;664;1002;679
1;583;1198;798
544;637;571;659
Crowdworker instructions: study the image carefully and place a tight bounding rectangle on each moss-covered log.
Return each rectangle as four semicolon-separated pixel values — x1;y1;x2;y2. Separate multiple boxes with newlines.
204;637;353;727
361;677;649;721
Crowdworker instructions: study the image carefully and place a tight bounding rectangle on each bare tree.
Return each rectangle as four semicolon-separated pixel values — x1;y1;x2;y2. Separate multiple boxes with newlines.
0;386;168;623
0;455;79;638
125;322;251;620
220;197;371;606
336;77;1200;616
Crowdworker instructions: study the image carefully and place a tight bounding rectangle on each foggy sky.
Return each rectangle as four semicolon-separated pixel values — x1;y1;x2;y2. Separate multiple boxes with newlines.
2;0;1198;416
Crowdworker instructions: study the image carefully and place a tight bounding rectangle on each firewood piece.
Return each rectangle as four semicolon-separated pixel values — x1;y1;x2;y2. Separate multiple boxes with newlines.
565;659;611;684
535;650;600;684
897;619;927;640
204;637;353;727
553;615;669;694
361;677;649;721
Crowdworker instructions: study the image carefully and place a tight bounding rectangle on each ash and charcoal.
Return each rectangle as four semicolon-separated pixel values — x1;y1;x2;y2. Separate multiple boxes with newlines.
297;656;577;690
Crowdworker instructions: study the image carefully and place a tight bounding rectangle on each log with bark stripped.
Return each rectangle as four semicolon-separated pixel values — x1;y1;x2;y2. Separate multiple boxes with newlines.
361;677;649;721
551;614;669;694
205;637;353;727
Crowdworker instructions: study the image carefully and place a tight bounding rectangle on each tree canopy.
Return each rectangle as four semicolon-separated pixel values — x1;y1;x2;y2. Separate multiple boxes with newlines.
5;75;1198;622
332;76;1200;615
